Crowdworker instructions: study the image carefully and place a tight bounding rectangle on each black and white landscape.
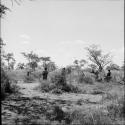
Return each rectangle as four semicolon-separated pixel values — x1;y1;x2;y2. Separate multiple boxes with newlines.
1;0;124;125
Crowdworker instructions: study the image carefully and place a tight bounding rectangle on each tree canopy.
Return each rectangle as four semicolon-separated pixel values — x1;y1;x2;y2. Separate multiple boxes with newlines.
85;44;112;71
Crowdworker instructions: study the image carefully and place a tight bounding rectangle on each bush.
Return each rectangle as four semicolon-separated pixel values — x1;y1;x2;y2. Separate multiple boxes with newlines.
32;70;42;80
1;68;13;100
70;109;113;125
107;97;125;119
111;70;124;83
78;72;95;84
40;81;56;92
24;75;36;83
40;71;81;94
83;75;95;84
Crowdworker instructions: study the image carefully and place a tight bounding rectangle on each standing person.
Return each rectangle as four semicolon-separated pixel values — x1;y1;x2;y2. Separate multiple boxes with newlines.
61;68;66;77
95;70;99;80
42;67;48;80
61;68;66;86
27;71;30;76
106;69;112;82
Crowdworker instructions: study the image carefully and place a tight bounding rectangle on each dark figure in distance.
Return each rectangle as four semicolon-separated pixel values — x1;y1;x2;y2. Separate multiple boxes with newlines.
61;68;66;77
106;70;112;82
27;71;31;76
61;68;67;85
42;67;48;80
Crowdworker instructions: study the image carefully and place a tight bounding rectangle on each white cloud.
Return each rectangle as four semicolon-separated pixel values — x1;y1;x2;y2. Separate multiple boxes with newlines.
34;49;50;56
75;40;86;44
20;34;31;39
21;41;30;45
60;40;87;46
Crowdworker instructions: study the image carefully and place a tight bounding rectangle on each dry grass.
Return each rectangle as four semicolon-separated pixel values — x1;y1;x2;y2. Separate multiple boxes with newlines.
111;70;124;83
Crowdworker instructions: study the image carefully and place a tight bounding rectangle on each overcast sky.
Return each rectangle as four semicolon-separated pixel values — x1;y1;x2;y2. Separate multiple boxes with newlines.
1;0;124;67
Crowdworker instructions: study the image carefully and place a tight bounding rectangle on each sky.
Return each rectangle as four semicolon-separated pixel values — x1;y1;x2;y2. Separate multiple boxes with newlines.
1;0;124;67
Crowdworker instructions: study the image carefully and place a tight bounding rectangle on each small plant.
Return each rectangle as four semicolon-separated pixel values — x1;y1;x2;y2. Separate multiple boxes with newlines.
107;97;125;119
111;70;124;83
76;99;83;105
1;68;12;99
69;109;113;125
24;75;35;83
83;75;95;84
40;71;81;93
1;68;19;100
78;72;95;84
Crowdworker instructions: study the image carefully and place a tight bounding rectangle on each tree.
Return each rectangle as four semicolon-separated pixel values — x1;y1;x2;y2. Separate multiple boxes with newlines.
106;63;120;70
73;59;79;65
0;38;6;67
85;44;112;71
73;59;87;70
3;53;15;70
0;3;9;18
88;64;97;70
16;63;25;69
79;59;87;69
0;0;35;17
9;59;16;70
21;51;40;71
40;57;51;68
47;61;57;72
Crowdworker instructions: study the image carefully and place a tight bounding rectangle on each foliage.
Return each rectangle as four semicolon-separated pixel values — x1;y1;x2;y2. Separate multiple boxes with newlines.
85;44;112;71
3;53;16;70
40;71;81;93
106;63;120;70
69;109;113;125
1;68;10;99
88;63;98;71
78;72;95;84
24;74;36;83
73;59;87;69
40;56;51;69
107;96;125;120
46;61;57;72
110;70;124;83
0;3;9;18
1;68;18;100
21;51;40;71
16;62;25;69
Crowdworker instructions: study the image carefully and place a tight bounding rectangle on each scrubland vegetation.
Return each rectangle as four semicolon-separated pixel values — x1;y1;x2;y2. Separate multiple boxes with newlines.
1;63;124;125
1;37;124;125
1;1;125;125
1;39;124;125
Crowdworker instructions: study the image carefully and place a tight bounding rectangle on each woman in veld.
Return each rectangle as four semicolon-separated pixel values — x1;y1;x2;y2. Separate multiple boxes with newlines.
40;67;49;88
42;67;48;80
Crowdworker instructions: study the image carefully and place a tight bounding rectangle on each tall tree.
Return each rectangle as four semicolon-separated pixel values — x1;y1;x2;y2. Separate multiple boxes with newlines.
88;64;98;71
79;59;87;69
46;61;57;72
9;59;16;70
40;57;51;69
85;44;112;71
0;3;9;18
21;51;40;71
3;53;15;70
16;62;25;69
